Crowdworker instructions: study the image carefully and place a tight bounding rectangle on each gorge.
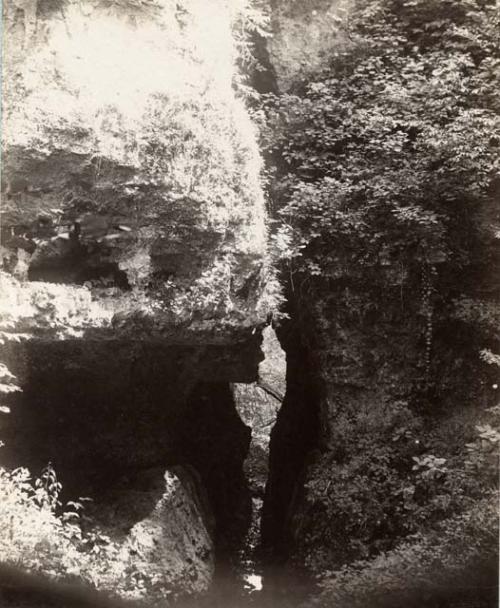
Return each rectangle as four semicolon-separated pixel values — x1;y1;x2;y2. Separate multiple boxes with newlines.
1;0;499;607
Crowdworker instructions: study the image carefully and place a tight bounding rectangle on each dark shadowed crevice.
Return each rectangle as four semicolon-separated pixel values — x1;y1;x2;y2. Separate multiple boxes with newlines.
248;31;279;95
27;241;131;289
261;314;320;557
181;382;252;556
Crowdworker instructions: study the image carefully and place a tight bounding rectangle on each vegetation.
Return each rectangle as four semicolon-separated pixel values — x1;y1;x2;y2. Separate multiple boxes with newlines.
303;400;499;568
0;465;154;603
261;0;499;602
315;496;498;607
264;0;499;281
0;357;168;604
1;0;276;329
1;0;498;604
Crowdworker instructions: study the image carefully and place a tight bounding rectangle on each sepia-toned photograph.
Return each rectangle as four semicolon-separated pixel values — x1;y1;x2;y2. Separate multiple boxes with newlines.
0;0;498;606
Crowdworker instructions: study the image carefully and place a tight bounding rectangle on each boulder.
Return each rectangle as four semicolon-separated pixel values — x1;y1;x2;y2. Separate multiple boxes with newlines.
92;466;215;602
0;466;215;605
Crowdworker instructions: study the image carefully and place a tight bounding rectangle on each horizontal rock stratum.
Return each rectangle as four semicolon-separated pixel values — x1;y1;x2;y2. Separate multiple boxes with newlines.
1;0;270;342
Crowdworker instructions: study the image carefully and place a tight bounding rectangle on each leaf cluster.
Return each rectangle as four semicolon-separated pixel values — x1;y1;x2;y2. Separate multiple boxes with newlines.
262;0;499;279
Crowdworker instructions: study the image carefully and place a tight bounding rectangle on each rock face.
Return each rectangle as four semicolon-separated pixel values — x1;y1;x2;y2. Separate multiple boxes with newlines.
263;253;498;568
1;343;253;521
92;466;215;602
260;304;320;553
0;0;270;600
1;0;269;337
267;0;352;91
263;0;500;573
180;383;252;553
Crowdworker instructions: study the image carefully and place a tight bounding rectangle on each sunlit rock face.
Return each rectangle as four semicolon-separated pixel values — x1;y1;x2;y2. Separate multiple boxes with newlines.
1;0;269;340
90;466;216;601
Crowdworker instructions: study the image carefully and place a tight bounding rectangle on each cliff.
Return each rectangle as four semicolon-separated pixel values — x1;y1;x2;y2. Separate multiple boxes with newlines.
262;2;499;604
1;0;270;340
0;0;271;602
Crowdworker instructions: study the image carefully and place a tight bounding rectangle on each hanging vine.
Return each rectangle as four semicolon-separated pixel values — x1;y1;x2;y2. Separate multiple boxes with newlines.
421;263;437;380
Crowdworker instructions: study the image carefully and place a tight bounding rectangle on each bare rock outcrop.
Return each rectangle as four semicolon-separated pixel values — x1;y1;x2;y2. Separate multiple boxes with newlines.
267;0;352;91
93;466;215;602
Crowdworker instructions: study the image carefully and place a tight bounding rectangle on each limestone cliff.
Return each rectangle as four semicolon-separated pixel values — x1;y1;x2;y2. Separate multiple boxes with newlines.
0;0;270;602
1;0;270;340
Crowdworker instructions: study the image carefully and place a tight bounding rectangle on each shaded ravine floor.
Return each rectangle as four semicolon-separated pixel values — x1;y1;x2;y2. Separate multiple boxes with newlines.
177;405;316;606
175;494;315;608
177;370;316;608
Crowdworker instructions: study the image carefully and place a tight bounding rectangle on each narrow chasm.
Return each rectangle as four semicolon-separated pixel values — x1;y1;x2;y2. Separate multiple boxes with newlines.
232;326;286;578
261;317;321;559
179;324;320;608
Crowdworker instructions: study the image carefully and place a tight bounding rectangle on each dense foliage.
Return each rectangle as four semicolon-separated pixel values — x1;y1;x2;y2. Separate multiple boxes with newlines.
302;400;499;568
316;496;498;607
264;0;499;282
262;0;500;601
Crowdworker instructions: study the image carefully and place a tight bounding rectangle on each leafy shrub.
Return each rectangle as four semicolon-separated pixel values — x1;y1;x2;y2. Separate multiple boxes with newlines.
0;465;176;604
262;0;499;284
0;466;83;577
292;389;499;570
315;497;498;608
